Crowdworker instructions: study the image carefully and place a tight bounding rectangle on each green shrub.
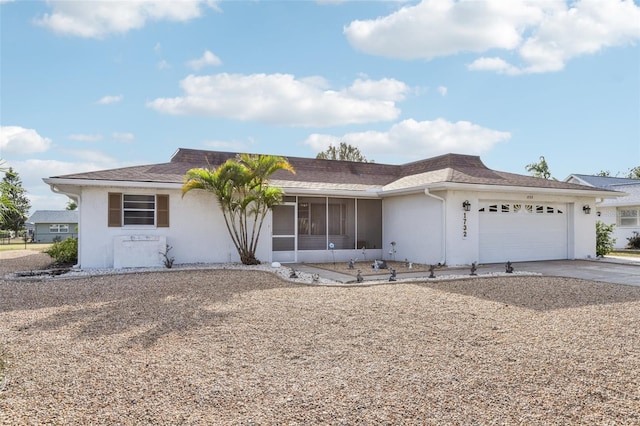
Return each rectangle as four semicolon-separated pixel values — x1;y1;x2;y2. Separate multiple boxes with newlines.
627;231;640;249
596;221;616;257
44;237;78;265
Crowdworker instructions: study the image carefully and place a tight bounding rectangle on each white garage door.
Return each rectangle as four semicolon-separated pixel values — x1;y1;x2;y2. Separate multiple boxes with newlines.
479;202;568;263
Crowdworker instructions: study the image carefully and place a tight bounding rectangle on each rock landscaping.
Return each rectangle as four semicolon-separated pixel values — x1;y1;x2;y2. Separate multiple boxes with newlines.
1;250;639;424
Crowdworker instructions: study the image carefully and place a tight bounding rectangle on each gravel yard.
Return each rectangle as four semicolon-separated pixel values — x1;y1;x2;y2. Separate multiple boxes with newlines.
1;251;640;424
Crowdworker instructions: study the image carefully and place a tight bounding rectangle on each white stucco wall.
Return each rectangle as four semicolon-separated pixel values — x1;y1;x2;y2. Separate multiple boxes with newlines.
77;186;270;268
72;183;602;268
442;191;478;266
597;206;639;249
443;191;598;265
382;192;444;265
572;199;597;259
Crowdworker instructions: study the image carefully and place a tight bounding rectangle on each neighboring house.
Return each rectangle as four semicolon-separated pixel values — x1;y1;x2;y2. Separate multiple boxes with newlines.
566;174;640;249
27;210;79;243
43;148;619;269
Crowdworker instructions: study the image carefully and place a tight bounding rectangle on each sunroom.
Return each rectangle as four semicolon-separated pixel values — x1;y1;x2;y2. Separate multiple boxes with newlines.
271;195;382;263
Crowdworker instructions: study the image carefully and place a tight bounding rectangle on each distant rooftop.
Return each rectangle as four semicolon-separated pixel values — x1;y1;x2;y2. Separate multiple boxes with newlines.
28;210;78;224
568;174;640;189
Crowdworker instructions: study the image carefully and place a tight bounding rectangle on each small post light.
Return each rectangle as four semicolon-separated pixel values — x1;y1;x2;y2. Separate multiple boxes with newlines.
583;205;591;214
462;200;471;212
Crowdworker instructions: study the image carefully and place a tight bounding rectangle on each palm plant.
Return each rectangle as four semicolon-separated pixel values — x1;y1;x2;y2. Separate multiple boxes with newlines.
182;154;294;265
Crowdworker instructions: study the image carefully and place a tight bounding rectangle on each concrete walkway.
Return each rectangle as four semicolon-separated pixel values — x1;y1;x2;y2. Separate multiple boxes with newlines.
292;257;640;287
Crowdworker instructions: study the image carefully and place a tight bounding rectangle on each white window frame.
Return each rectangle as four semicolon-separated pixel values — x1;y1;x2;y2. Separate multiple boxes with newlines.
618;208;639;227
123;194;156;226
49;224;69;233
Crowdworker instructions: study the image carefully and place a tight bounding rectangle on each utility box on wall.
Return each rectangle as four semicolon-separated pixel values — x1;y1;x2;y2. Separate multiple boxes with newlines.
113;235;166;268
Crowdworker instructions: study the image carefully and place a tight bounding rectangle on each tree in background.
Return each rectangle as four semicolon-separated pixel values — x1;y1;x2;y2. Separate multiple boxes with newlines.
594;167;640;179
627;166;640;179
1;167;31;234
0;160;13;223
182;154;295;265
525;156;552;179
66;199;78;210
316;142;370;162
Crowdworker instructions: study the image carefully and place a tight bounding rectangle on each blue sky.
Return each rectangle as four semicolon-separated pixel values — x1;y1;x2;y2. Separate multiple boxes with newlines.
1;0;639;214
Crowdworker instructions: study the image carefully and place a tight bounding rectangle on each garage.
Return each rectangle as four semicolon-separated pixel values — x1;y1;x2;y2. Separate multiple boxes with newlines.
479;201;568;263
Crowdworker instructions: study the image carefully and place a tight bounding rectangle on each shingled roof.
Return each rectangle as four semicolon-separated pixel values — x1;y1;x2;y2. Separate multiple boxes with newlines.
27;210;78;224
49;148;612;194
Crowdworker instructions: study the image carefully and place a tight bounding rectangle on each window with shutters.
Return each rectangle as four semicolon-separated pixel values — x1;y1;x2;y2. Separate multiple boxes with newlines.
108;193;169;227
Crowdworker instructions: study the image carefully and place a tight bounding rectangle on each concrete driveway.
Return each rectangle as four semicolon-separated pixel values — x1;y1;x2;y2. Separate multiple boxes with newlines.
505;258;640;286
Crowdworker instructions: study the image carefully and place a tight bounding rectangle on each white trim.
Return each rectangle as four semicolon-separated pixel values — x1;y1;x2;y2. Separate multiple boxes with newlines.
44;178;182;190
421;182;621;198
44;177;620;200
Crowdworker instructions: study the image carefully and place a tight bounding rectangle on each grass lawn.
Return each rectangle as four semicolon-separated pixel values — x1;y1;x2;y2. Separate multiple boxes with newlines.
609;250;640;258
0;240;52;253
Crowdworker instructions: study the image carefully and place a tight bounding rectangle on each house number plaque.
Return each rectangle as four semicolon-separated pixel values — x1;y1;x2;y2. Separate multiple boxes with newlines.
463;211;468;238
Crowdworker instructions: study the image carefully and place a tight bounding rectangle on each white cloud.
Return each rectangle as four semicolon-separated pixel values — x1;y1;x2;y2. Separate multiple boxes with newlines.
187;50;222;70
158;60;170;70
148;73;409;127
112;132;135;142
514;0;640;74
96;94;123;105
61;149;120;165
203;137;254;152
34;0;219;39
68;133;103;142
345;0;640;74
437;86;448;96
467;57;521;75
304;118;510;162
344;0;542;60
5;152;126;214
0;126;52;155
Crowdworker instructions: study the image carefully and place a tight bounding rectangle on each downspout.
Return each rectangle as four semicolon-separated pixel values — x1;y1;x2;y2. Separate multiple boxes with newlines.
424;188;446;265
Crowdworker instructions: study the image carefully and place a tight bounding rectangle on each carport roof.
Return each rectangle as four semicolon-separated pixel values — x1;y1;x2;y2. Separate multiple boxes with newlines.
46;148;618;196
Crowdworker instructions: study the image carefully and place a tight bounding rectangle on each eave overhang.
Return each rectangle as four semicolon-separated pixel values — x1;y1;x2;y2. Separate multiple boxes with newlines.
43;177;184;191
44;177;623;200
378;181;624;198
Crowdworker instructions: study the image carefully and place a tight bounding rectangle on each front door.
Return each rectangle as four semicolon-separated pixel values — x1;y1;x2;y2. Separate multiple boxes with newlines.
272;204;296;263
